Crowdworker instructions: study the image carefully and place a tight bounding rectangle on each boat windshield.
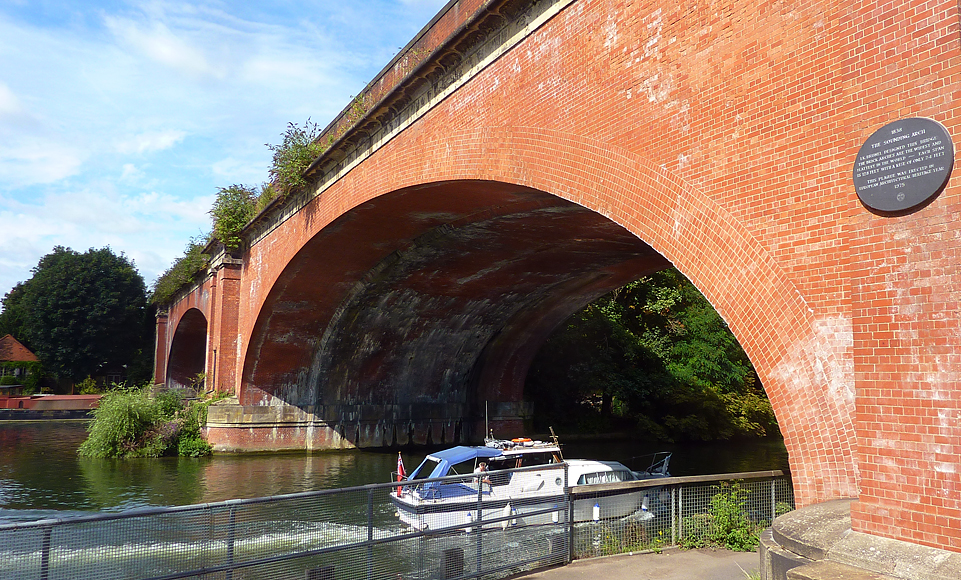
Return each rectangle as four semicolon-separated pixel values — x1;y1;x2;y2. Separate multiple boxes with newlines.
576;470;635;485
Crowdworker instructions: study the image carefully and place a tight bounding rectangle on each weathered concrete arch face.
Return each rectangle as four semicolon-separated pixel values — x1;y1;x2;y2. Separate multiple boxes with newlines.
240;181;668;444
167;308;208;390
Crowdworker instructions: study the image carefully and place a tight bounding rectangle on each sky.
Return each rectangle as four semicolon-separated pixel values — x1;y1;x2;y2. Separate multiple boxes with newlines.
0;0;449;302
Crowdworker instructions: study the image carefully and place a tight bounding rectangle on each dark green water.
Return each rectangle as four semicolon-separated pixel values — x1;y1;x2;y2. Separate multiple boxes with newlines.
0;422;788;524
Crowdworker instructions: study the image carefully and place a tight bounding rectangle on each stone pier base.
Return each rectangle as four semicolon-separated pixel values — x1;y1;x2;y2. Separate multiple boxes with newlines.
761;499;961;580
204;397;530;452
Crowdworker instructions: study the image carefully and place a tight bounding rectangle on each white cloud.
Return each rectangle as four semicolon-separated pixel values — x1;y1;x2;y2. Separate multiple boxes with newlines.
104;17;225;80
116;130;187;155
0;139;83;187
0;0;453;300
0;82;24;118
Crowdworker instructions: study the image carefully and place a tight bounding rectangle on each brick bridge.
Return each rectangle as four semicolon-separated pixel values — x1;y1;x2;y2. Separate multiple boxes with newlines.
154;0;961;553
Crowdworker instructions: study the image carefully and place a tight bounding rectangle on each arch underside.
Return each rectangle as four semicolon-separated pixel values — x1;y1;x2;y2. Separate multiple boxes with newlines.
243;181;667;436
167;308;208;390
234;123;857;504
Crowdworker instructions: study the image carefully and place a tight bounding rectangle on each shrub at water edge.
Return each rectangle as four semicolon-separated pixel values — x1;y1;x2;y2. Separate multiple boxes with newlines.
78;385;214;459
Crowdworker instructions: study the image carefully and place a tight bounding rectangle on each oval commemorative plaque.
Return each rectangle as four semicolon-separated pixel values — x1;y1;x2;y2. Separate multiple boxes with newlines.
853;117;954;214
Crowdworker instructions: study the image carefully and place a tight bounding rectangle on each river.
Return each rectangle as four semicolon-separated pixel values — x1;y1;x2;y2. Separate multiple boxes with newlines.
0;421;789;525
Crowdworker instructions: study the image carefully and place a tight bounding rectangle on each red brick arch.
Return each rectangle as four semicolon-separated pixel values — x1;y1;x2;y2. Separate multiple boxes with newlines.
167;308;208;390
236;125;857;505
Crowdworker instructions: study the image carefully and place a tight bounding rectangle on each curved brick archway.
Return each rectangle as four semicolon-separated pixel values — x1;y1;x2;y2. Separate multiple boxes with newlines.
167;308;208;390
235;127;857;507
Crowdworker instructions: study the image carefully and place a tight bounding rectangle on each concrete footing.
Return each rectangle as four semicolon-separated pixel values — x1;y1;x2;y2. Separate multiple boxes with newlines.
203;396;530;451
760;499;961;580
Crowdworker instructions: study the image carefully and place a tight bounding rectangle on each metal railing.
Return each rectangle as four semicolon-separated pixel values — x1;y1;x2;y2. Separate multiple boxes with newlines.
569;470;793;558
0;467;792;580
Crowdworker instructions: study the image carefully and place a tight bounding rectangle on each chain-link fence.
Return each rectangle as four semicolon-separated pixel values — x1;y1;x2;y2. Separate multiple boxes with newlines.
570;470;794;558
0;466;791;580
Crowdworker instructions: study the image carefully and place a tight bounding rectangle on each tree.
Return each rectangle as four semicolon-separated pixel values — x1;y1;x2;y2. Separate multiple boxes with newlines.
9;246;150;383
0;282;30;347
526;268;778;441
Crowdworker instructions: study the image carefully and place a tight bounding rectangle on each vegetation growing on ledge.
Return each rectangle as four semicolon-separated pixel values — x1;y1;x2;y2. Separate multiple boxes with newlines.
211;185;258;250
526;267;778;442
265;119;327;197
153;120;332;305
150;239;210;306
78;385;218;459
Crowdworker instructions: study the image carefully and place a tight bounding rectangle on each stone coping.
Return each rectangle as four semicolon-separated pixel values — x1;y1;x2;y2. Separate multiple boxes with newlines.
770;499;961;580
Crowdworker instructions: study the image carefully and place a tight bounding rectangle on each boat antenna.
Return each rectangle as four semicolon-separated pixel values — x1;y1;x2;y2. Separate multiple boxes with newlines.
485;401;490;443
549;426;563;460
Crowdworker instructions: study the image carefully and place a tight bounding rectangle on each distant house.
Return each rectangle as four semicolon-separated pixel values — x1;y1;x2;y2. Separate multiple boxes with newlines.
0;335;40;396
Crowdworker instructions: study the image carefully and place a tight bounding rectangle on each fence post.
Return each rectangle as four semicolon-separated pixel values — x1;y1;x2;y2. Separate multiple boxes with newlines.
367;488;374;580
476;475;484;576
225;504;236;580
670;486;676;546
677;486;684;543
39;525;52;580
565;463;573;563
771;478;776;522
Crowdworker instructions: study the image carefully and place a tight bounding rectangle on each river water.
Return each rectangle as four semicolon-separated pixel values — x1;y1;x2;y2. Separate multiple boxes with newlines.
0;421;788;525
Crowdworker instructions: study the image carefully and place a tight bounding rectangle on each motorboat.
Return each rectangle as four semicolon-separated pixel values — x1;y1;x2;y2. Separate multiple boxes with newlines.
390;437;671;532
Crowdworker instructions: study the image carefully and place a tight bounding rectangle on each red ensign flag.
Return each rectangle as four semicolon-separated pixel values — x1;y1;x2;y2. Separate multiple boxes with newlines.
396;452;405;495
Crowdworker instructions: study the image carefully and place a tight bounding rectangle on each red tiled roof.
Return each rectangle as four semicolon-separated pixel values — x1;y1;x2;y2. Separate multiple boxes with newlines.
0;335;39;363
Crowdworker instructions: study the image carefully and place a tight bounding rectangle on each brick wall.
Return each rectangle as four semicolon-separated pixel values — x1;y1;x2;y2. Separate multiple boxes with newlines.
162;0;961;552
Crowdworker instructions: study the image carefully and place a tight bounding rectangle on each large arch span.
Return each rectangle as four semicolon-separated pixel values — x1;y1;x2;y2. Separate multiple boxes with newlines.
226;127;856;508
154;0;961;552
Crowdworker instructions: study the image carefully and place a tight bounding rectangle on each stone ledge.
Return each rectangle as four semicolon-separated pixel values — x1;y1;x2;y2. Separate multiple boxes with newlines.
765;499;961;580
786;561;898;580
761;529;812;580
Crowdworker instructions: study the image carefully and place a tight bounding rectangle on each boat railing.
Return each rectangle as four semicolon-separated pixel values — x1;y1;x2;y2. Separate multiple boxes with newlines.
393;461;566;497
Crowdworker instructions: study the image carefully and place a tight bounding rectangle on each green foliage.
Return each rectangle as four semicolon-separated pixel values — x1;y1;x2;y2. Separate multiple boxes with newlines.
6;246;149;382
0;283;29;343
679;482;764;552
526;267;778;442
78;386;160;458
266;119;326;196
211;185;257;250
151;238;210;305
775;501;794;517
78;385;213;459
254;183;278;213
76;376;101;394
0;361;42;393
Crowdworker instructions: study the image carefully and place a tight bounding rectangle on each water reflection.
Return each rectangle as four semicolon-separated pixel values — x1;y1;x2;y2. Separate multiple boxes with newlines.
0;421;787;524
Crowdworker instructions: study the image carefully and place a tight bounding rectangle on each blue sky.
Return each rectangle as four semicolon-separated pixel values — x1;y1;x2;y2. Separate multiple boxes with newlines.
0;0;448;301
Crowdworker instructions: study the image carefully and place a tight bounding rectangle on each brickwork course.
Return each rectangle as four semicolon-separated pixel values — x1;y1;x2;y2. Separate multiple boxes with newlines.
155;0;961;554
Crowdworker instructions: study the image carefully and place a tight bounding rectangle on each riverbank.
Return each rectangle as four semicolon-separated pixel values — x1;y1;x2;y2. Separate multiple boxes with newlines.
0;409;92;420
0;394;99;418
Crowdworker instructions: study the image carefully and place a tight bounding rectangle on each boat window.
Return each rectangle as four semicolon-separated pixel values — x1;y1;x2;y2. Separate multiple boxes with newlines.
576;470;634;485
411;459;440;480
518;452;555;467
485;458;513;486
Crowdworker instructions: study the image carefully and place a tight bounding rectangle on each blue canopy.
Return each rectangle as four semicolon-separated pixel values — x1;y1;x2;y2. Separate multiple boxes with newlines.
409;446;504;480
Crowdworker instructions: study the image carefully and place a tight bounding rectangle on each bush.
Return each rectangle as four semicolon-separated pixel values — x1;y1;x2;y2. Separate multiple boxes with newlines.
78;385;213;459
78;386;159;458
211;185;257;250
151;238;210;306
76;376;101;394
680;482;764;552
266;119;326;196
